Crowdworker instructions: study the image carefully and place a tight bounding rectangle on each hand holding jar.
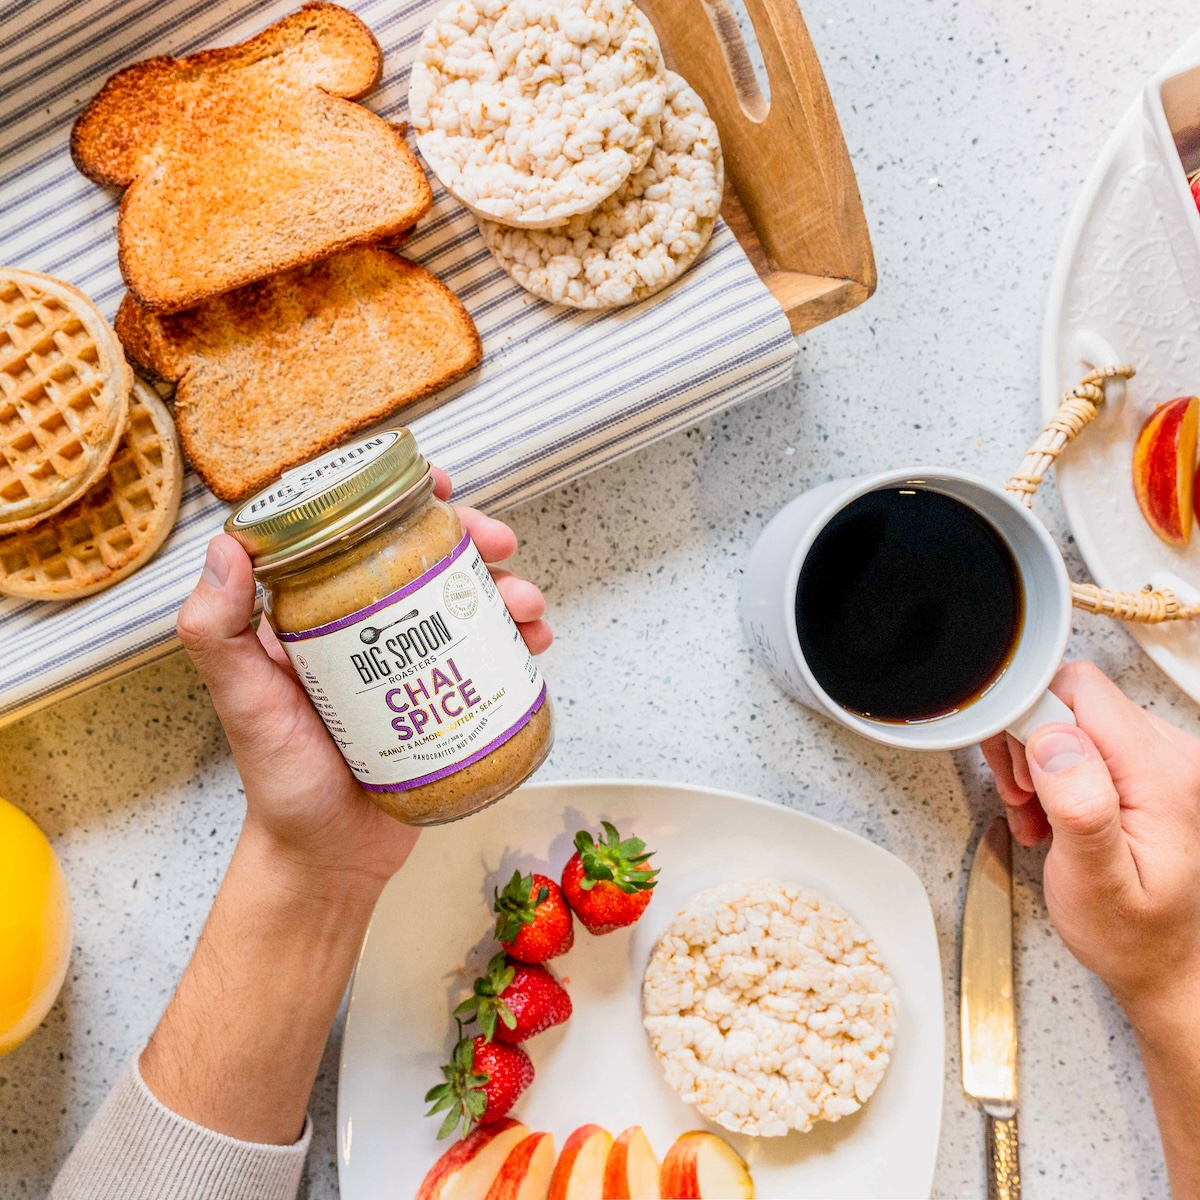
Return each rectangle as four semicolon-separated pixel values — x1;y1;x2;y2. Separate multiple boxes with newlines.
175;450;553;889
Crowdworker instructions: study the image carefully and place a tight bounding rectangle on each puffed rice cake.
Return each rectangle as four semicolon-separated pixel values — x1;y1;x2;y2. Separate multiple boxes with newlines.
0;379;182;599
643;880;897;1138
0;268;131;534
480;70;724;308
410;0;667;228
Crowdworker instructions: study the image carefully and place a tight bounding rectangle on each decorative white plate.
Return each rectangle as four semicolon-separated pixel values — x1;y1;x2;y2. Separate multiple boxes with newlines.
337;779;943;1200
1043;27;1200;701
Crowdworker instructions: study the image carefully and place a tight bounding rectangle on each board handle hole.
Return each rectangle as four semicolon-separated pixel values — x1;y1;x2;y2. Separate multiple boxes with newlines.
701;0;771;122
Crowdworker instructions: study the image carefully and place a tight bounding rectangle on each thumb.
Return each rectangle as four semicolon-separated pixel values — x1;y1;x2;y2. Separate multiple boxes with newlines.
1025;723;1133;882
176;535;279;729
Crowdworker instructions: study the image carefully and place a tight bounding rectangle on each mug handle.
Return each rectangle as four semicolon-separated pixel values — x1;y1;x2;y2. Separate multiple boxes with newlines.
1005;690;1076;745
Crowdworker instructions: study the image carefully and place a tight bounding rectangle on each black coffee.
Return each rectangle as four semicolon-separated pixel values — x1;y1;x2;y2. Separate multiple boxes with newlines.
795;487;1023;722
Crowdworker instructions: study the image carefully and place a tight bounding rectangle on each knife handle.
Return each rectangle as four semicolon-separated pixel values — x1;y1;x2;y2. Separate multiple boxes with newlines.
985;1110;1020;1200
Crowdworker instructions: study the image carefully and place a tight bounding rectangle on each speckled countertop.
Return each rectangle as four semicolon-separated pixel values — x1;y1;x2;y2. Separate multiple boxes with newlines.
2;1;1196;1196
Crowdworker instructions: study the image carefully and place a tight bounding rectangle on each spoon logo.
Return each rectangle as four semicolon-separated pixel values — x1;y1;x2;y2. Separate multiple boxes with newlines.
359;608;419;645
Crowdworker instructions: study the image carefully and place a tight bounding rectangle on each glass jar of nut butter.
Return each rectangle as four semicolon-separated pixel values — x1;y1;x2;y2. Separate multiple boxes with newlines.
226;429;553;825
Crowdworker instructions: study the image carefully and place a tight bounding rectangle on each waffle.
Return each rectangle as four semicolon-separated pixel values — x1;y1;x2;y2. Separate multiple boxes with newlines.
0;380;182;600
0;269;131;534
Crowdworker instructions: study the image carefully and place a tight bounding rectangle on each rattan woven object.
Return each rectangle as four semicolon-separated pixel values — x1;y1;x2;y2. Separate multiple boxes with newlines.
0;380;181;599
1008;365;1200;624
0;269;131;534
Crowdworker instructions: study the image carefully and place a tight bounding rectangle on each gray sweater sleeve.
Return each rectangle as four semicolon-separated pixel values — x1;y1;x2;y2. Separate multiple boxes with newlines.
49;1057;312;1200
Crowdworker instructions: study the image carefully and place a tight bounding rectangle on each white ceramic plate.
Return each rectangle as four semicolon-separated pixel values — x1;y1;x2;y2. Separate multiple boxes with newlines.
337;779;944;1200
1043;27;1200;701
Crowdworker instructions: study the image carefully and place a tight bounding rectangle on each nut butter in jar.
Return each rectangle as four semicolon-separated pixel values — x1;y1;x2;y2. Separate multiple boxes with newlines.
226;429;553;825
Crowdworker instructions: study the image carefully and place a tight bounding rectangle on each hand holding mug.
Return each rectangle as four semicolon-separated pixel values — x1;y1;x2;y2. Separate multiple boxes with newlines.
982;660;1200;1200
982;660;1200;1022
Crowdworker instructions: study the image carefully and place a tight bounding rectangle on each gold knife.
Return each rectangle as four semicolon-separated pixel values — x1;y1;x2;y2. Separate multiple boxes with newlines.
961;817;1020;1200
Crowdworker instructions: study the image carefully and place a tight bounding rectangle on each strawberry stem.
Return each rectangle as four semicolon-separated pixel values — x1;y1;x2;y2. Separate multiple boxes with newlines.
493;870;551;944
424;1020;490;1139
574;821;660;894
454;952;518;1041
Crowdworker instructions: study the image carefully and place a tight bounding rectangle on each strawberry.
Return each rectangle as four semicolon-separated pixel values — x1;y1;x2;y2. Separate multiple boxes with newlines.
1191;167;1200;215
425;1023;534;1138
492;870;574;963
561;821;660;935
456;951;573;1044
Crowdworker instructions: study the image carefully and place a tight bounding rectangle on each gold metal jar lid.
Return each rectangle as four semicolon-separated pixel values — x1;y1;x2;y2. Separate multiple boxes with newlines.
225;429;429;570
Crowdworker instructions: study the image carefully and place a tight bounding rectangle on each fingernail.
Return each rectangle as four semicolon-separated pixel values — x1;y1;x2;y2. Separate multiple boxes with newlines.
201;540;230;589
1030;728;1087;773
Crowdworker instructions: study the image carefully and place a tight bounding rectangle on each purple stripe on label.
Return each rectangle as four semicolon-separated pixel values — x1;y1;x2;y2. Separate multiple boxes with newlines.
361;683;548;793
277;532;472;642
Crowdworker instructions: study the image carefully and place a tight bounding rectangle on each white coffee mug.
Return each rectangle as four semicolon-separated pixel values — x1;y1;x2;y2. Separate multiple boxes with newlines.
742;467;1075;751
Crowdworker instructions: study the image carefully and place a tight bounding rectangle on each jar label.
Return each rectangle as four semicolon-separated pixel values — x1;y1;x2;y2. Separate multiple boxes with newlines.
276;533;546;792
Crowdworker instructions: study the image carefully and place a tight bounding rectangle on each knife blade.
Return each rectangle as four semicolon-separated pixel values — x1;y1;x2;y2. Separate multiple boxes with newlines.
961;817;1020;1200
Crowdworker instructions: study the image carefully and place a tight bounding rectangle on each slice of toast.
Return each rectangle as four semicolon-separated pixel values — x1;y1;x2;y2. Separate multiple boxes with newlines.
71;3;432;314
114;247;482;501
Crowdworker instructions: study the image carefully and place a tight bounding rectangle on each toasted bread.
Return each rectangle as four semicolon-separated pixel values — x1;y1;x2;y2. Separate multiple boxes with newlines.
71;3;433;314
115;248;482;501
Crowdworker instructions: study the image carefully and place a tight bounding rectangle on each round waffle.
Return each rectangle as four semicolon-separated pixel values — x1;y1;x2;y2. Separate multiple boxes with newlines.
0;268;131;534
0;380;182;600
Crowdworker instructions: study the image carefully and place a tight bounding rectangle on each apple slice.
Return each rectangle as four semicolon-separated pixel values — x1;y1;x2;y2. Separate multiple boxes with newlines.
1132;395;1200;546
417;1119;531;1200
549;1124;614;1200
486;1131;556;1200
602;1127;661;1199
659;1132;754;1200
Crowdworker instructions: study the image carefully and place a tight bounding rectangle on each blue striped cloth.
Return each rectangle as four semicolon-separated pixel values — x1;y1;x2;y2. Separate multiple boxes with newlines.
0;0;797;723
